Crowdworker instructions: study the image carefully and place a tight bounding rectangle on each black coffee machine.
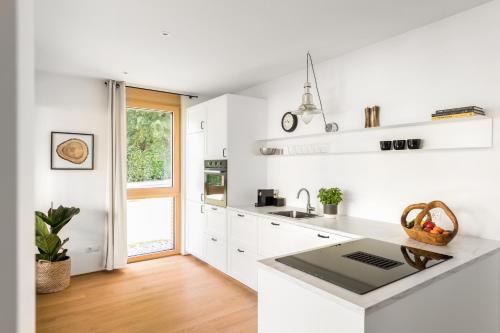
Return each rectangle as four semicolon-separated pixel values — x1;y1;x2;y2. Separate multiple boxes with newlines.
255;189;282;207
255;189;275;207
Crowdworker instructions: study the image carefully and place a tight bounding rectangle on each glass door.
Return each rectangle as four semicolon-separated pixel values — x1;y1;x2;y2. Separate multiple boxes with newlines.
125;87;181;262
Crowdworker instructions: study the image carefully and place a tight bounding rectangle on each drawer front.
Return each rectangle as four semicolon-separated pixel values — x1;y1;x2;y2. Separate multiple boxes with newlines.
299;228;351;250
205;234;227;273
228;210;258;250
206;205;227;240
228;241;258;290
258;218;301;258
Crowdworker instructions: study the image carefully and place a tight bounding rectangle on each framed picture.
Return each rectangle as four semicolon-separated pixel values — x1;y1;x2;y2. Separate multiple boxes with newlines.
51;132;94;170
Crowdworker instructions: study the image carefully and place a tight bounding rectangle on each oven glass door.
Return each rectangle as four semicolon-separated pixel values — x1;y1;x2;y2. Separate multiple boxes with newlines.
204;171;227;206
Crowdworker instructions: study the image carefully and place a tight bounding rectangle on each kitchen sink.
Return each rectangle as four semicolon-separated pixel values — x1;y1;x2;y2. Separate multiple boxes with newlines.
269;210;317;219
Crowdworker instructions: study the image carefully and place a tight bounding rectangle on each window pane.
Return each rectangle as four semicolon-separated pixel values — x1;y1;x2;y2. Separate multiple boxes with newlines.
127;108;173;187
127;197;175;257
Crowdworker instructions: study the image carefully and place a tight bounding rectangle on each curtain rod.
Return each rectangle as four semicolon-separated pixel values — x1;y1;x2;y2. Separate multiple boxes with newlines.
104;81;198;99
127;85;198;99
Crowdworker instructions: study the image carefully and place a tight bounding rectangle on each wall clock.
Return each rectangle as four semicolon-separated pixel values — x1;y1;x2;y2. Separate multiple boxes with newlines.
281;112;298;132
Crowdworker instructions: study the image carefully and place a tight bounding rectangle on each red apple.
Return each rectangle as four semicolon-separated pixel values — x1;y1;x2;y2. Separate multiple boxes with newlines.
423;221;435;230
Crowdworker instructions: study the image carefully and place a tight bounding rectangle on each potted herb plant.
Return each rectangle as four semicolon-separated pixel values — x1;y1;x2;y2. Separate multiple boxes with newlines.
317;187;343;218
35;205;80;293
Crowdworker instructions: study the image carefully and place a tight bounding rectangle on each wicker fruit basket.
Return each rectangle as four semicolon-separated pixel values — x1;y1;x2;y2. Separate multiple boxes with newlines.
401;201;458;246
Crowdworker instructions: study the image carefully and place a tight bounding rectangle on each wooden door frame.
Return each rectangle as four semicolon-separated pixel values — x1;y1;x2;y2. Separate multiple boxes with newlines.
126;87;182;263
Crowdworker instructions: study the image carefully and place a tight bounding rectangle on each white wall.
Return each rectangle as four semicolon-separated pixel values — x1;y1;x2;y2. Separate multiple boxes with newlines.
239;0;500;240
35;71;108;275
0;0;35;332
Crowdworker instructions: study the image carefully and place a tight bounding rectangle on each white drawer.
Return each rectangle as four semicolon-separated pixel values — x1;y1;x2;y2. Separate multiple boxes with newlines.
258;218;303;258
299;227;351;249
205;233;227;273
206;205;227;240
228;241;258;290
228;210;258;250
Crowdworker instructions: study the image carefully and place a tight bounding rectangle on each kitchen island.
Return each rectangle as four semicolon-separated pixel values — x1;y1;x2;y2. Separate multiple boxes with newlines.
230;205;500;333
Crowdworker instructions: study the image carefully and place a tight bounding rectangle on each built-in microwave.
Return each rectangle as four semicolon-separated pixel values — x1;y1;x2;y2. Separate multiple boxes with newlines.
204;160;227;207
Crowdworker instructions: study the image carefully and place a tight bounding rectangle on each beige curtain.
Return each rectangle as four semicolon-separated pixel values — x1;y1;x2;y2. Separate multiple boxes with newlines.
104;80;128;270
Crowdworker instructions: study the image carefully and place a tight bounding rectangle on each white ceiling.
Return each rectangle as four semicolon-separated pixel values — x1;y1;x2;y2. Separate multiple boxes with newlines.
35;0;491;96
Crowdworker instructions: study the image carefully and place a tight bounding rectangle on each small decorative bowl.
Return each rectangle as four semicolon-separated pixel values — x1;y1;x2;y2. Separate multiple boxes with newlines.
380;141;392;151
393;140;406;150
407;139;422;150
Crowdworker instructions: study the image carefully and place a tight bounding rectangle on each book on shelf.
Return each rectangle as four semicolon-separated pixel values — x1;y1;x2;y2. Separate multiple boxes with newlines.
435;106;485;115
433;110;485;116
431;112;485;121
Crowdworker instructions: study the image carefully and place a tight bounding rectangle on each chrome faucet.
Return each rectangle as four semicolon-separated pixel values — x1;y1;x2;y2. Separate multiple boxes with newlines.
297;188;315;214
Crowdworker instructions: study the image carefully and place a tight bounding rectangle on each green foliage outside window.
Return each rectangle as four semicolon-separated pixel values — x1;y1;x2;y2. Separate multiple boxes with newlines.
127;108;172;183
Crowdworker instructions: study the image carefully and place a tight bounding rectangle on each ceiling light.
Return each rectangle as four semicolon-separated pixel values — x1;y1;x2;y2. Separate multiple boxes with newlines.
292;52;338;132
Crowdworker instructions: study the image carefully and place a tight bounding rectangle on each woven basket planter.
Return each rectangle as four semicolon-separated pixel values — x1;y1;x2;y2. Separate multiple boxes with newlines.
36;258;71;294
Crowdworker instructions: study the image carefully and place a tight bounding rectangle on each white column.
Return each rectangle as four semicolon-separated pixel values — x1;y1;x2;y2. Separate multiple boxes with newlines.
0;0;35;332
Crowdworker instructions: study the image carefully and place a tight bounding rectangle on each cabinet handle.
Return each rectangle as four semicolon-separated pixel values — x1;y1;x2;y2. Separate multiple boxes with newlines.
200;121;205;130
200;205;204;214
237;248;245;253
211;237;218;242
271;222;280;226
317;233;330;239
211;207;218;211
222;148;227;158
237;213;245;218
200;193;204;202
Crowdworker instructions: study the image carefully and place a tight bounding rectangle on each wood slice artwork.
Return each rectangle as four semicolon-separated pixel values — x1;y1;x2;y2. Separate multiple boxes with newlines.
56;138;89;164
401;200;458;246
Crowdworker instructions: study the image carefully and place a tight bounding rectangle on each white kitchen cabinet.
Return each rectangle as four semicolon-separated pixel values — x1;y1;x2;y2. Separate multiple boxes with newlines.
205;205;227;240
228;240;258;290
185;132;205;202
227;210;259;290
186;103;206;134
258;218;302;257
205;234;227;273
228;210;258;251
185;201;205;260
205;96;228;159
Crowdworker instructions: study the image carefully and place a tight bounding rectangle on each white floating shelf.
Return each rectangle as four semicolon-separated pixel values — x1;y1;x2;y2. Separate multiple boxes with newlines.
256;116;493;156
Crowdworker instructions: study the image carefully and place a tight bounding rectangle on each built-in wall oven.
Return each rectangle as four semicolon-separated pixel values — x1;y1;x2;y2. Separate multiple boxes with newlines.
204;160;227;207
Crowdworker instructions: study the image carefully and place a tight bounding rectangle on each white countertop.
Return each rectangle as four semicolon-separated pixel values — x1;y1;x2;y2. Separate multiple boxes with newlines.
229;204;500;314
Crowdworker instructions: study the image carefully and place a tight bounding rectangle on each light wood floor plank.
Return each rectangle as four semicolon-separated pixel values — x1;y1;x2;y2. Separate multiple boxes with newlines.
36;255;257;333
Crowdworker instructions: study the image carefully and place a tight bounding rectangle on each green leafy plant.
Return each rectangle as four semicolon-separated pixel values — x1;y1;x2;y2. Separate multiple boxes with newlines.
317;187;343;205
35;205;80;262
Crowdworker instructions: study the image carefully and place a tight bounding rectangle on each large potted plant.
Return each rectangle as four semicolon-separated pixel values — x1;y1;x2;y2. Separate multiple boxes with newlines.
35;205;80;293
317;187;343;218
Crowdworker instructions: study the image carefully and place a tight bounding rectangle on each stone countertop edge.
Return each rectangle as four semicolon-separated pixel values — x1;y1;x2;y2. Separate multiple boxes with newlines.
228;204;500;315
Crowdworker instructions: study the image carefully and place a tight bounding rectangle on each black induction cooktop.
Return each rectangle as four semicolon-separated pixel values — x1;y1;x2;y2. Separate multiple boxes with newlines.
275;238;452;295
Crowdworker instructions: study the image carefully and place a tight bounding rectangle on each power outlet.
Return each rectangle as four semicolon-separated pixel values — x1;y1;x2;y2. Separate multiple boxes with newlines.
85;246;100;253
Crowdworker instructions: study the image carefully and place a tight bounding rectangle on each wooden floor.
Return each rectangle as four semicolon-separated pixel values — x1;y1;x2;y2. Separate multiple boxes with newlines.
37;255;257;333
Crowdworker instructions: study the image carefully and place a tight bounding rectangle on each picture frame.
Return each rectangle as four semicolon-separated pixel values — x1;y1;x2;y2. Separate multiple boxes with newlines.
51;131;94;170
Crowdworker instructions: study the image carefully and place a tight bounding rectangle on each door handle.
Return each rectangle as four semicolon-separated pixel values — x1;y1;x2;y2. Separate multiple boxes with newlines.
237;248;245;253
271;222;280;226
317;233;330;239
237;213;245;218
200;121;205;130
222;148;227;158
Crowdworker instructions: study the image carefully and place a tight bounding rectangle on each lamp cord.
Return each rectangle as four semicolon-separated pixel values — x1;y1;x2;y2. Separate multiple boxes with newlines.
307;51;328;127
